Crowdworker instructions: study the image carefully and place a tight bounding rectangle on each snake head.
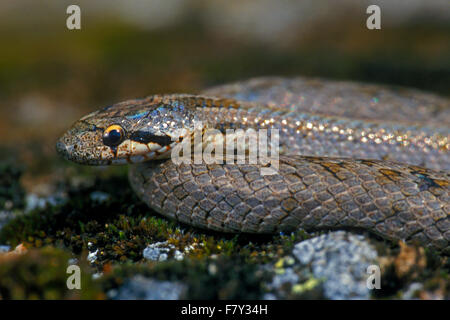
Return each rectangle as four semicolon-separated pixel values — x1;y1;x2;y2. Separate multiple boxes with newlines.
56;95;203;165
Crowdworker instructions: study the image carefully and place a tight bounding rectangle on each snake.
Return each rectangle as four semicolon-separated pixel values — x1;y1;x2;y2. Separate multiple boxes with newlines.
56;77;450;254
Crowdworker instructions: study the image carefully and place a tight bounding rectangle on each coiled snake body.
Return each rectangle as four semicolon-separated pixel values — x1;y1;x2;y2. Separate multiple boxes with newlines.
56;77;450;254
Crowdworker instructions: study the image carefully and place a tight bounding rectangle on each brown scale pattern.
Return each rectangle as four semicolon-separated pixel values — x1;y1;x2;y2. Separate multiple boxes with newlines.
129;156;449;254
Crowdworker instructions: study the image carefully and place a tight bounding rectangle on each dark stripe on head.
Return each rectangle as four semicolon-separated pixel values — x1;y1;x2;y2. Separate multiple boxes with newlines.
129;131;173;146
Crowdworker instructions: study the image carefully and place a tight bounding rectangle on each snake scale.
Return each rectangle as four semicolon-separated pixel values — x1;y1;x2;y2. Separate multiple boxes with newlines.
56;77;450;254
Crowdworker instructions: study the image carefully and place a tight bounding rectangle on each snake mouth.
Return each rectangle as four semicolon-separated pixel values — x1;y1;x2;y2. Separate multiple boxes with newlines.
56;134;178;165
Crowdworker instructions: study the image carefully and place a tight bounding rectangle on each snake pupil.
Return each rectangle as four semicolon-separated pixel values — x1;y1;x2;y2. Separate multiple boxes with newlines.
103;126;124;146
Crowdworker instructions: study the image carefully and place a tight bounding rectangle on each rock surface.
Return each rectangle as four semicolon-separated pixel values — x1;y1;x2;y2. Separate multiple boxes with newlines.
108;275;187;300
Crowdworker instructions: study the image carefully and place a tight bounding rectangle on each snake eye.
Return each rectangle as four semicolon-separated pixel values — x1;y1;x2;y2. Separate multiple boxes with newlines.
103;125;125;147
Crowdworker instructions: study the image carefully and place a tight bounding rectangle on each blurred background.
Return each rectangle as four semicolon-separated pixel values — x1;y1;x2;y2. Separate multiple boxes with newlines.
0;0;449;194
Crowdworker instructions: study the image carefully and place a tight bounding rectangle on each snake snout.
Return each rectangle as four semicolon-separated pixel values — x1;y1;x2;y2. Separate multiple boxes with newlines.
56;139;71;160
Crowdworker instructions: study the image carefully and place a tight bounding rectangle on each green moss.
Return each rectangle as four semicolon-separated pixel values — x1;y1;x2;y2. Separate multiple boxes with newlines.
371;248;449;299
0;174;179;267
0;160;26;210
0;246;102;299
100;255;270;299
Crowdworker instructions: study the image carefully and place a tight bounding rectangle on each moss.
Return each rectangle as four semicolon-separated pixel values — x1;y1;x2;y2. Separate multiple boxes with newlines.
0;246;103;299
0;159;26;210
371;246;449;299
100;255;271;299
0;182;179;270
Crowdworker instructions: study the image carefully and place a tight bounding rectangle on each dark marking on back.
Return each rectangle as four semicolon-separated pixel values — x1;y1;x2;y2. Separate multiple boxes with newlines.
359;159;378;167
410;171;444;191
379;169;402;178
318;162;344;181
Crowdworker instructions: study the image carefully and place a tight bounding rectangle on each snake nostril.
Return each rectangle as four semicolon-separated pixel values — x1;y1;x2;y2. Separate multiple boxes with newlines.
56;140;68;156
